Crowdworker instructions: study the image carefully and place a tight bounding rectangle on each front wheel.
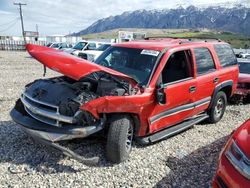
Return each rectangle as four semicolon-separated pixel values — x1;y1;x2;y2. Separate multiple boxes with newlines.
208;91;227;123
106;115;134;163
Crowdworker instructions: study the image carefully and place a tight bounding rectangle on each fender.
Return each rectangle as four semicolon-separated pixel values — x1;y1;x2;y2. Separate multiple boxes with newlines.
79;92;156;136
208;80;233;110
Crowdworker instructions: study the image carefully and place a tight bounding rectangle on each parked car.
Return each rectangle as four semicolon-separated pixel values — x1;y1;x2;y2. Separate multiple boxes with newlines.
46;42;72;50
11;39;238;164
230;58;250;104
64;41;104;56
213;119;250;188
78;43;111;62
239;53;250;59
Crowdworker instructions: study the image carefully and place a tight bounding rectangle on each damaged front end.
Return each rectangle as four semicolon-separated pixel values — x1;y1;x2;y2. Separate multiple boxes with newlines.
11;73;134;164
10;44;140;164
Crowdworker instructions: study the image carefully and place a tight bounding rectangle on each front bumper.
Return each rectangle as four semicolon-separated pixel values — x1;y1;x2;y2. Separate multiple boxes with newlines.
10;104;105;165
10;108;104;142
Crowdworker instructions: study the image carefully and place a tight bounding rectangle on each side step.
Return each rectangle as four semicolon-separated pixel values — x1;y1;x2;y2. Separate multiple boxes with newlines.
137;114;209;145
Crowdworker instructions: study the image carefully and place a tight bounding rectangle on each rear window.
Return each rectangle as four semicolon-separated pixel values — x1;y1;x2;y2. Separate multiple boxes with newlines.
214;44;237;67
194;48;216;75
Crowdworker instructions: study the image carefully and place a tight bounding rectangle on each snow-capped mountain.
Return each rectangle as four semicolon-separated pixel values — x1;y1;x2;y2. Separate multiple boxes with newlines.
74;5;250;35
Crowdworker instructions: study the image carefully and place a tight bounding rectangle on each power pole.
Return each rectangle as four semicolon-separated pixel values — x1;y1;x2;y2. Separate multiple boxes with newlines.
14;2;27;44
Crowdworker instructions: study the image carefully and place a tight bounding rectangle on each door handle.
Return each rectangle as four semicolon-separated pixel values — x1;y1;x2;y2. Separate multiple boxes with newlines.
213;77;219;84
189;86;196;93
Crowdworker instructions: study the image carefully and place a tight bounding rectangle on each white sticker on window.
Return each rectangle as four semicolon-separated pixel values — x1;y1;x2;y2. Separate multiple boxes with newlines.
141;50;160;57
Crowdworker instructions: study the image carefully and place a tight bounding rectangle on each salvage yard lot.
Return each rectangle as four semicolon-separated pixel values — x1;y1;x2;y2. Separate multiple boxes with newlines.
0;51;249;187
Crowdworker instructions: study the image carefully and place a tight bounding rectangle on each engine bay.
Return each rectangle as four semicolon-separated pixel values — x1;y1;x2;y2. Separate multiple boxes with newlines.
23;73;134;124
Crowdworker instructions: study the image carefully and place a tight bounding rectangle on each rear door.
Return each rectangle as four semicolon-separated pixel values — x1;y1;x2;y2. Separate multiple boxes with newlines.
192;47;219;114
149;49;197;133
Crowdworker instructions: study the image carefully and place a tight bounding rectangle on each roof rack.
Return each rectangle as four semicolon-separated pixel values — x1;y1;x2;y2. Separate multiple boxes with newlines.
145;36;222;43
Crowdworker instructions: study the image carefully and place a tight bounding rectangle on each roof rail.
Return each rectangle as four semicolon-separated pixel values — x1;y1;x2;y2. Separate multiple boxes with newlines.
145;36;222;42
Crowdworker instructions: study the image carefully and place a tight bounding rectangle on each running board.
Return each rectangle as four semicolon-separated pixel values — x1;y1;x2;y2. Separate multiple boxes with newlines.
137;114;209;145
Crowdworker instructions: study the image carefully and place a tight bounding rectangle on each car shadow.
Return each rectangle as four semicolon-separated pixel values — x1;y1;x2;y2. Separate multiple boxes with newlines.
153;135;229;188
0;120;111;174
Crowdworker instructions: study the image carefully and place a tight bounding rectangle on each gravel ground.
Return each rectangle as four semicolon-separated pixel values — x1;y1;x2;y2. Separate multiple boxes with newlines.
0;50;250;188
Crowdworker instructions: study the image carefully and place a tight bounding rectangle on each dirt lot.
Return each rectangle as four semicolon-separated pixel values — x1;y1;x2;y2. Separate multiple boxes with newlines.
0;50;249;188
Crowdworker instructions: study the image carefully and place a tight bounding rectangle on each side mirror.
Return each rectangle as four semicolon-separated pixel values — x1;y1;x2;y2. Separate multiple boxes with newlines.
156;84;166;105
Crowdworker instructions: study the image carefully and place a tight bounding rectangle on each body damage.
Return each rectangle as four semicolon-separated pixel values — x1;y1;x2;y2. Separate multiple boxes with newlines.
80;88;156;136
26;44;154;136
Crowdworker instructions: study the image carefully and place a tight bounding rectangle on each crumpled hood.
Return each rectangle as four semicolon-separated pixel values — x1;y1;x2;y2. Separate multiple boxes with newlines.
26;44;137;86
238;73;250;83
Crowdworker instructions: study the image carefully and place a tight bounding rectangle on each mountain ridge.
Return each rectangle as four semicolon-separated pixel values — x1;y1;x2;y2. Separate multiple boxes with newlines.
73;5;250;36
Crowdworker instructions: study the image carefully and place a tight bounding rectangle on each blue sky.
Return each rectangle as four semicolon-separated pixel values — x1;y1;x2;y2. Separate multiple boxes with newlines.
0;0;249;36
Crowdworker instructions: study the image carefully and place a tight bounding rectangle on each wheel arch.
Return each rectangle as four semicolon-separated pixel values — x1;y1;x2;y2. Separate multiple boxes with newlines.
208;80;233;110
104;112;141;136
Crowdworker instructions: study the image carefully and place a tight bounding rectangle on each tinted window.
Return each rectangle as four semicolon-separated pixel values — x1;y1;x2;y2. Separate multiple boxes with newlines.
214;44;237;67
194;48;215;75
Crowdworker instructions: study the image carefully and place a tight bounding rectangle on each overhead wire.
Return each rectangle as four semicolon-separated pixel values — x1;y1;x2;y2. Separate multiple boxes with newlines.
0;17;20;27
0;18;20;33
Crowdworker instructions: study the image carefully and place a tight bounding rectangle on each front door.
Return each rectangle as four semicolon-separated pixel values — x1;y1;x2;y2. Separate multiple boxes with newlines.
149;50;197;133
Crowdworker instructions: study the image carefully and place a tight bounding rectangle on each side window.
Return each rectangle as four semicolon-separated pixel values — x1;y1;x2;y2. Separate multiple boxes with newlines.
162;50;193;84
87;43;96;50
214;44;237;67
194;48;215;75
61;43;67;48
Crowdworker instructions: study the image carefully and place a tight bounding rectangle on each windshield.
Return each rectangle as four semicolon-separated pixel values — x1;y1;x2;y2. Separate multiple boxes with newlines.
239;62;250;74
97;44;111;51
73;42;87;50
95;46;159;85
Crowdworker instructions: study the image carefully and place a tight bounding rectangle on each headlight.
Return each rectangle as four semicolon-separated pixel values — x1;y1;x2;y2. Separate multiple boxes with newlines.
225;140;250;179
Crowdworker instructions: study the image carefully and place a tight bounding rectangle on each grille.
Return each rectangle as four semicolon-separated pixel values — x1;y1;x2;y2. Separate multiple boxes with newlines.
21;92;75;127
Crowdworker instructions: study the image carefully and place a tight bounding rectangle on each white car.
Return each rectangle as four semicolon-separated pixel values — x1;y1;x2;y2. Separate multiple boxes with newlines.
239;53;250;59
78;43;111;62
64;41;105;56
46;42;72;50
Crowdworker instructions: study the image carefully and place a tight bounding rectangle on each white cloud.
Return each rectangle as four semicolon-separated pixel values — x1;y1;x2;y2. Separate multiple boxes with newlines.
0;0;249;36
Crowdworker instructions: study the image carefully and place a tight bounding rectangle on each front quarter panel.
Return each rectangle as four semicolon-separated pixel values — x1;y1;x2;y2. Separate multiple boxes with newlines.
80;89;156;136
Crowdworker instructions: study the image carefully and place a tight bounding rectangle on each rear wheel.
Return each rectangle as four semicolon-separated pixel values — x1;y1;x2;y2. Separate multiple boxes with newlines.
208;91;227;123
106;115;134;163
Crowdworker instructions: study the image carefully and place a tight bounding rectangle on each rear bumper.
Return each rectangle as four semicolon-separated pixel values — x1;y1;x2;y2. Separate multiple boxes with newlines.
10;108;104;142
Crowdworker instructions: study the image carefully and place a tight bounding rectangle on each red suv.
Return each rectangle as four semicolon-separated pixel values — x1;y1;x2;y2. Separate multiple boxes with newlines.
11;39;238;164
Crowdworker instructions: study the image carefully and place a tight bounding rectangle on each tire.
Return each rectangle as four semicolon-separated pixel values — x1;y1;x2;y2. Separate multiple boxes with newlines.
106;115;134;163
208;91;227;123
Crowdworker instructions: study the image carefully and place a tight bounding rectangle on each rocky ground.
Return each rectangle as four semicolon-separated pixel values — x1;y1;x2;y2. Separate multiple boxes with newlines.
0;50;249;188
